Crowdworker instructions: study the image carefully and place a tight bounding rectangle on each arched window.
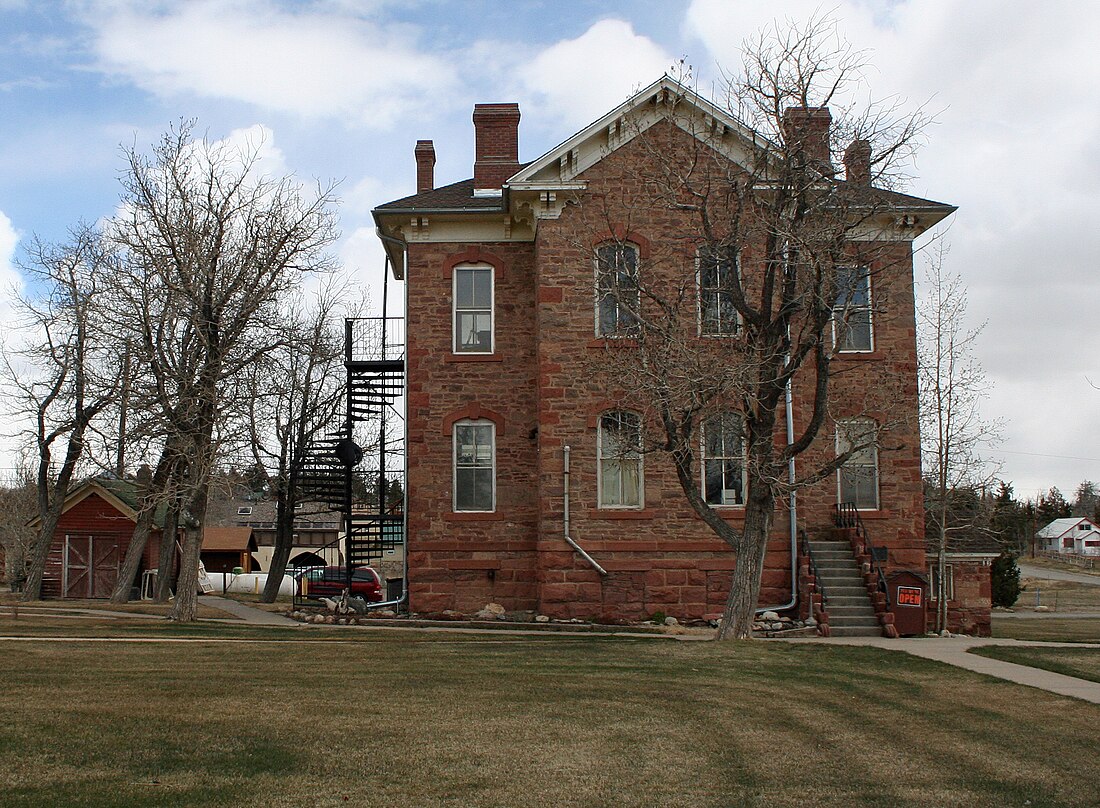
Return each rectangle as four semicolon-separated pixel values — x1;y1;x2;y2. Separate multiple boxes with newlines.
595;244;640;337
598;410;643;508
454;419;495;511
453;263;494;353
701;412;745;506
836;417;879;509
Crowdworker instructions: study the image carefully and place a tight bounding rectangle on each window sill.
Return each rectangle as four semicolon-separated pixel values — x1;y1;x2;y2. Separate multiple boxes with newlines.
588;508;654;519
586;338;639;349
445;511;507;521
843;509;892;520
445;354;503;363
833;351;883;362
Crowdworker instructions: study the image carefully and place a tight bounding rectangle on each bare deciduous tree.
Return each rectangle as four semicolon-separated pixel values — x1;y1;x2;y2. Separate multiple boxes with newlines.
2;225;123;600
106;123;339;620
917;242;1001;633
241;280;351;602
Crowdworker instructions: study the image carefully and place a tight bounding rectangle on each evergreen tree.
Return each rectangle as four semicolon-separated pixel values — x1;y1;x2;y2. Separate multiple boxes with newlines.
991;553;1021;608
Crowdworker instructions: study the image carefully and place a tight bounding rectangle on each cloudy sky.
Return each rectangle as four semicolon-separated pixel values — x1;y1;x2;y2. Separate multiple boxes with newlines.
0;0;1096;501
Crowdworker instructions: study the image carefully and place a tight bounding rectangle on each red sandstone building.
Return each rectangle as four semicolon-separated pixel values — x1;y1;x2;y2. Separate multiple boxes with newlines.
373;77;964;633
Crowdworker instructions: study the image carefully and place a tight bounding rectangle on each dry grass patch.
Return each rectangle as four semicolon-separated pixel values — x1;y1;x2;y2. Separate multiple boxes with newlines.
992;616;1100;643
971;646;1100;684
1016;578;1100;612
2;625;1100;806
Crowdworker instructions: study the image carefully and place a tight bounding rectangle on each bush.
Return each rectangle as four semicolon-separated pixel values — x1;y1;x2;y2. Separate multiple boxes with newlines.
991;553;1021;607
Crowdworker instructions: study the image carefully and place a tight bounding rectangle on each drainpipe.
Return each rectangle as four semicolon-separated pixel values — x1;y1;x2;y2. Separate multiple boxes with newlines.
563;445;607;575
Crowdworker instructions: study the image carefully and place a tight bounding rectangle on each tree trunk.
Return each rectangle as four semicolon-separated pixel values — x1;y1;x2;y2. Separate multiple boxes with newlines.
21;511;62;601
169;526;203;621
937;540;948;634
154;504;179;603
109;508;156;604
262;519;294;603
718;492;775;639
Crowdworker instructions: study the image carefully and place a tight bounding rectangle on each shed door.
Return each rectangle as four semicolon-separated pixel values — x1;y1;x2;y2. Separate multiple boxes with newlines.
64;536;120;598
65;536;91;598
91;540;120;598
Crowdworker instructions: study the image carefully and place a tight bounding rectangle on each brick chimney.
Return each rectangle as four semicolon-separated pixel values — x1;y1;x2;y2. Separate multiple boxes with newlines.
782;106;832;170
415;140;436;194
843;139;872;186
472;103;521;192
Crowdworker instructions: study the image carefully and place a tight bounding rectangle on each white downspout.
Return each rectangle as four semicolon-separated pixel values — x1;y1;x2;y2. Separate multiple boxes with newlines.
563;445;607;576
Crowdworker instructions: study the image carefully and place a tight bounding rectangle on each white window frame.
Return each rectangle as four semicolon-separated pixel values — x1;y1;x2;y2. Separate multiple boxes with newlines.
453;419;496;512
453;264;494;354
701;412;746;507
697;245;740;337
836;417;879;510
832;266;874;352
237;506;252;516
594;244;640;338
597;410;644;509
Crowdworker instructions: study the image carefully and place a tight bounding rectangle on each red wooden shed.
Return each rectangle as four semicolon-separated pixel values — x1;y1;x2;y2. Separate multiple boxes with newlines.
31;478;168;599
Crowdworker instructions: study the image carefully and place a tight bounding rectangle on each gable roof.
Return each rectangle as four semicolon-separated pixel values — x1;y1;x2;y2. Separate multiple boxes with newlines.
1036;517;1099;538
374;75;954;216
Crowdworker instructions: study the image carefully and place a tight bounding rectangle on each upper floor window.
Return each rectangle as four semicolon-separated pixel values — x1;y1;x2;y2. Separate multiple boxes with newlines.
702;412;745;506
598;410;643;508
837;417;879;510
454;264;493;353
454;420;495;511
698;246;739;336
595;244;639;337
833;266;873;352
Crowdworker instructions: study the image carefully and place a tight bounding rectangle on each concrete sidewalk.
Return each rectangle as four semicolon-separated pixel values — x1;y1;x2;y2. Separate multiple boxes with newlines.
198;596;300;626
788;635;1100;704
0;597;299;626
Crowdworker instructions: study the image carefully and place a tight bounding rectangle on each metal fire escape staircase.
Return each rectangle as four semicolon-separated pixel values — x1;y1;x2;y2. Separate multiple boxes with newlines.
293;316;405;604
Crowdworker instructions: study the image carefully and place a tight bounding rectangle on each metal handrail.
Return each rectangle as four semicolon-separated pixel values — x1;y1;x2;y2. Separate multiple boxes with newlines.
800;529;828;612
836;502;889;606
345;317;406;364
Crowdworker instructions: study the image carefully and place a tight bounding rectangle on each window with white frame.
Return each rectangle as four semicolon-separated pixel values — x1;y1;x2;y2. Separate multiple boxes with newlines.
698;245;739;336
702;412;745;506
833;266;873;352
453;420;495;511
595;244;640;337
453;265;493;353
837;417;879;509
598;410;643;508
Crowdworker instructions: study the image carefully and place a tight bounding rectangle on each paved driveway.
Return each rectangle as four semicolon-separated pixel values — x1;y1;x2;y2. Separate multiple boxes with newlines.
1019;561;1100;586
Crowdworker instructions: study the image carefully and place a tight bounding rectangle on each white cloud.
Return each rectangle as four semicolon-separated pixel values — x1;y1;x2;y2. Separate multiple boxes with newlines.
515;19;675;134
0;209;22;318
78;0;457;127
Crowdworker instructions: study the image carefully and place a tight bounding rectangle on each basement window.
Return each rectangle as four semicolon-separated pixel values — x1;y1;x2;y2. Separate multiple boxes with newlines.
237;506;252;516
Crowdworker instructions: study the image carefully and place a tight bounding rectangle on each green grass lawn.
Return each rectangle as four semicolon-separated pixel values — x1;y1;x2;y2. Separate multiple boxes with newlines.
971;646;1100;685
3;621;1100;807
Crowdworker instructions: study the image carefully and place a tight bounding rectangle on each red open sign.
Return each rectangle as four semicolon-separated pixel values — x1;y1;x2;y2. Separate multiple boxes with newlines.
896;586;922;607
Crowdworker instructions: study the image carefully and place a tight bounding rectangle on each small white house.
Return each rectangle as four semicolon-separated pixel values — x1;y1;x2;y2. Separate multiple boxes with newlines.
1036;518;1100;556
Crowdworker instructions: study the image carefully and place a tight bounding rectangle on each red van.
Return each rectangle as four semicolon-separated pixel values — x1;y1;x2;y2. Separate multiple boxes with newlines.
298;566;383;602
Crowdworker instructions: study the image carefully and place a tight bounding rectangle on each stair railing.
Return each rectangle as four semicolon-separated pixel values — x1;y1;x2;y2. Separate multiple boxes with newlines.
835;502;889;605
799;529;828;613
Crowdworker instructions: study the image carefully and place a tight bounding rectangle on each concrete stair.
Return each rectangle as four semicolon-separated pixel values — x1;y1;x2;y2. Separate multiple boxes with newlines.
807;538;883;637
